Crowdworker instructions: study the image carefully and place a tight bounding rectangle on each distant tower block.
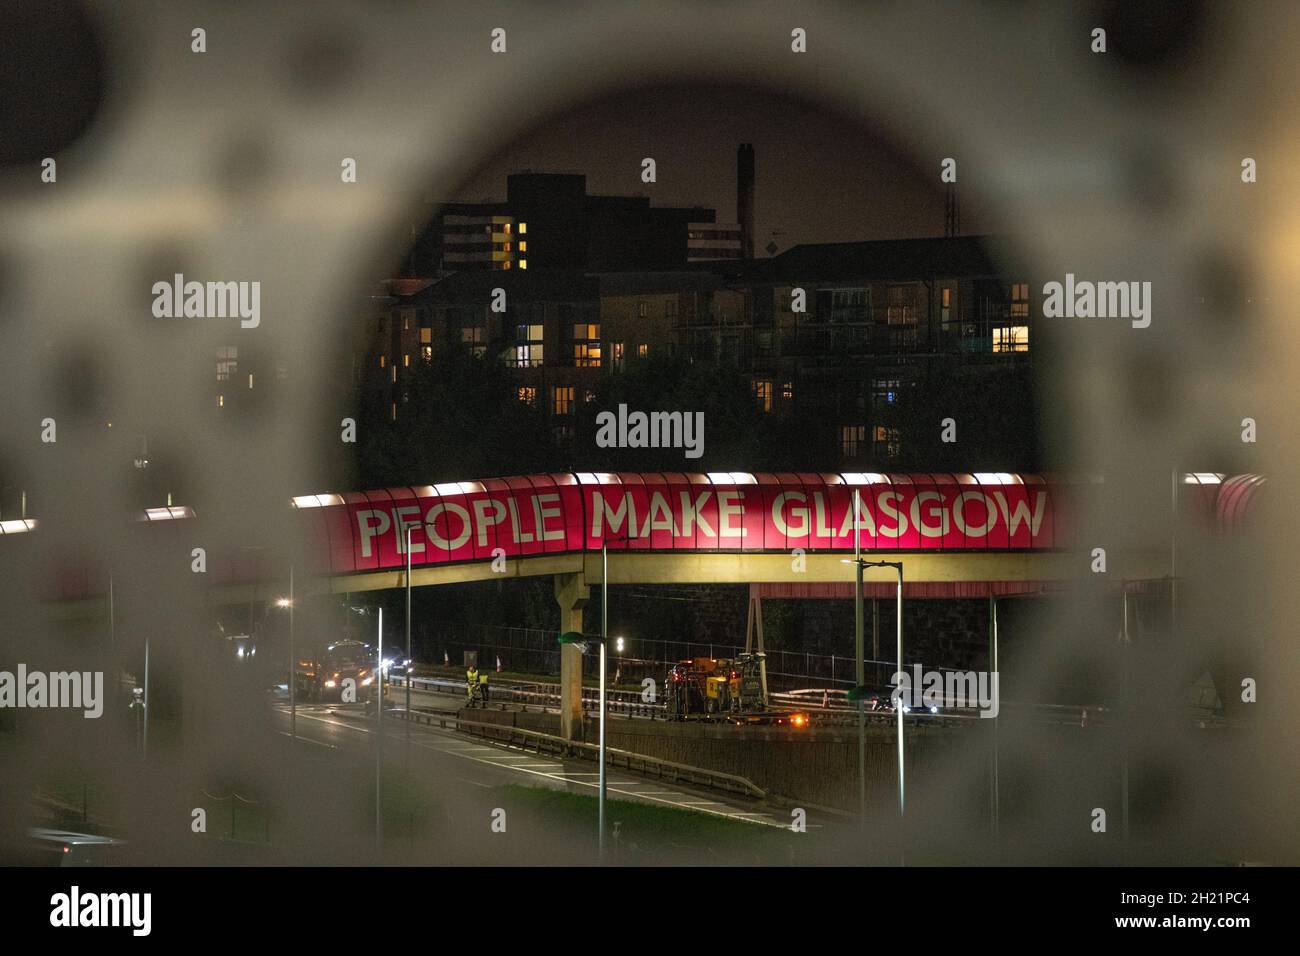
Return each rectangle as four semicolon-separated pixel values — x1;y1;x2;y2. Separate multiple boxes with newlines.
945;181;960;238
737;143;755;259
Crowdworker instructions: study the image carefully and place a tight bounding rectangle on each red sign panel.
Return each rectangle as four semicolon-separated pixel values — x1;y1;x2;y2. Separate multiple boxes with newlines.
298;472;1072;576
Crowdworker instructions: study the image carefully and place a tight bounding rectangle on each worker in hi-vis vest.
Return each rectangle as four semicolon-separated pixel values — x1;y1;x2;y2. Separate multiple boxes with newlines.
466;664;479;704
479;670;490;705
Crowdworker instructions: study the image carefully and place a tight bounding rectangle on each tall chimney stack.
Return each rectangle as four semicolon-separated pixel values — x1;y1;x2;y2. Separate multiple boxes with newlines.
737;143;755;259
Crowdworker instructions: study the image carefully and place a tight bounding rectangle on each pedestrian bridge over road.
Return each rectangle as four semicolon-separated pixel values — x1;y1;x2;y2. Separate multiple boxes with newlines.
286;470;1256;594
11;471;1263;603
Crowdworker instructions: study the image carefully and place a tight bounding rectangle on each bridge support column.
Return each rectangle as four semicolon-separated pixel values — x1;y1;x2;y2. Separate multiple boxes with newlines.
554;573;589;741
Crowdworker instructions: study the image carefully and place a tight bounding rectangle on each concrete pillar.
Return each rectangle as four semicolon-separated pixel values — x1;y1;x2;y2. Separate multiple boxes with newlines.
554;573;589;741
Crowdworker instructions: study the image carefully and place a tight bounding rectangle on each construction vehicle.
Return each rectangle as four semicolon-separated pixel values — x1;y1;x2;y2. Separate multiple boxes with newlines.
665;654;770;719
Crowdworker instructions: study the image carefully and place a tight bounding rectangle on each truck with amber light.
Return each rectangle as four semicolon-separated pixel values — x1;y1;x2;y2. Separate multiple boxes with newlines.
664;654;806;726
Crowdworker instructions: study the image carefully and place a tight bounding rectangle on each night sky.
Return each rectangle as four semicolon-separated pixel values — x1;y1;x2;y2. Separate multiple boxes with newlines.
450;83;980;255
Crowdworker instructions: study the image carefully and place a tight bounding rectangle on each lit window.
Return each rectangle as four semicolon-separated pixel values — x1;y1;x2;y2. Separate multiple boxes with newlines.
514;324;544;367
753;380;773;412
519;259;527;270
872;378;901;409
781;381;794;401
638;302;648;318
518;241;526;252
519;222;527;234
216;345;238;382
503;223;511;235
248;372;254;389
573;323;602;368
841;425;865;458
612;342;625;370
217;394;224;408
518;386;537;406
391;403;397;421
419;327;432;344
886;285;917;325
873;425;902;458
1011;282;1030;319
379;354;386;368
421;345;432;361
993;326;1029;352
390;365;397;383
553;386;575;416
637;343;648;357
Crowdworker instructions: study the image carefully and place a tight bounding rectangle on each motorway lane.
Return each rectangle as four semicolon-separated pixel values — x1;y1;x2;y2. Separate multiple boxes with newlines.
272;702;808;830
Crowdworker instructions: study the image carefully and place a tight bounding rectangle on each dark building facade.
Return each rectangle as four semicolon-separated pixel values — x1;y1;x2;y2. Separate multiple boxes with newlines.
365;235;1036;468
403;172;737;277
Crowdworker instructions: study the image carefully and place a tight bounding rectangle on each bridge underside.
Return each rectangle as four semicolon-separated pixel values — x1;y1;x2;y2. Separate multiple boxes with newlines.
44;549;1170;624
316;549;1169;595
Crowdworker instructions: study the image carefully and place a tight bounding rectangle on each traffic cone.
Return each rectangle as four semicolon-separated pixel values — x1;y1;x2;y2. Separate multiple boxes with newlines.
496;655;502;673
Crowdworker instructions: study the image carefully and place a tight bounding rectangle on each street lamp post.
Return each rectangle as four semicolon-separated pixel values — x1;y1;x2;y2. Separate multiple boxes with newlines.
601;540;608;843
558;629;607;858
141;636;150;760
405;526;412;763
376;605;384;849
848;490;867;828
845;550;905;821
555;532;632;859
285;571;295;741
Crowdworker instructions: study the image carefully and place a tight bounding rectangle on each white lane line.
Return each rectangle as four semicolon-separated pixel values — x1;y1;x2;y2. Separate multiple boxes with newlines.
277;731;336;750
412;739;783;828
